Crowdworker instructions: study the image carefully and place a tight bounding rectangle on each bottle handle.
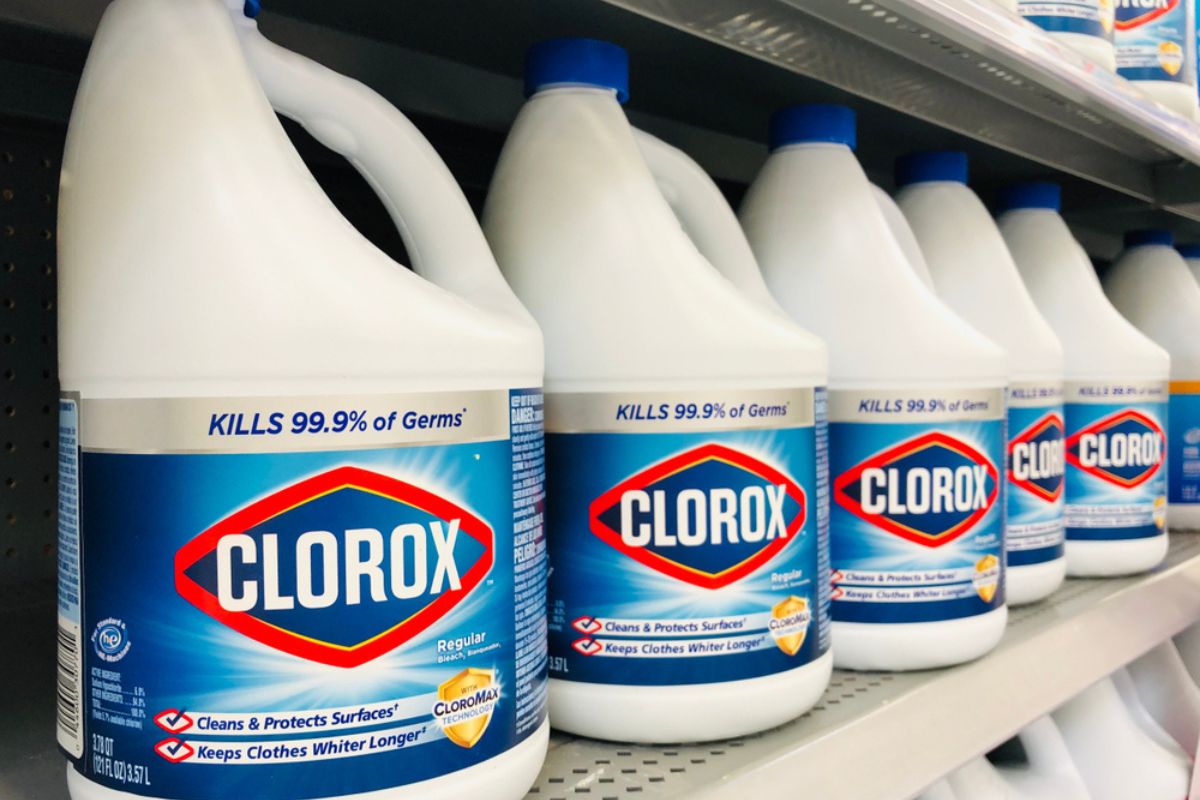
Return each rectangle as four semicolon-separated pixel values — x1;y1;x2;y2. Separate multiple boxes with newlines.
1016;716;1079;776
632;128;783;312
230;9;531;323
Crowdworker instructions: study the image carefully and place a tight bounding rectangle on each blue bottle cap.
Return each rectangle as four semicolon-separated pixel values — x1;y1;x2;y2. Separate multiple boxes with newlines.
1177;244;1200;259
895;151;969;187
769;105;856;152
1124;229;1174;249
524;38;629;103
243;0;261;18
995;182;1061;213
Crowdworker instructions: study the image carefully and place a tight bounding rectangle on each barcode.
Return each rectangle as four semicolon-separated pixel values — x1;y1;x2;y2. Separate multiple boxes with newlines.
56;616;83;757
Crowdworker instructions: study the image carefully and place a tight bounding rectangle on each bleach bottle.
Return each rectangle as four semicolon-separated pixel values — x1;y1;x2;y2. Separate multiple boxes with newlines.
1174;620;1200;685
1127;642;1200;755
915;780;959;800
56;1;548;798
873;184;938;289
895;152;1067;605
1112;666;1195;761
997;183;1169;576
1019;0;1117;71
1054;677;1191;800
992;717;1091;800
1179;242;1200;283
1105;230;1200;530
741;105;1009;672
946;758;1026;799
1115;0;1198;117
483;38;831;742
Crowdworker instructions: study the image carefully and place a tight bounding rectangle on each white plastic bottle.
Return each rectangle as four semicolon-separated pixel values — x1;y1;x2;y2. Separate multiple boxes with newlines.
631;128;792;314
1178;242;1200;284
1054;677;1191;800
873;184;937;288
915;780;959;800
1112;666;1194;761
895;152;1067;606
997;183;1169;576
992;717;1091;800
1104;229;1200;530
1174;620;1200;685
56;1;549;799
1115;0;1198;117
741;105;1008;672
1127;642;1200;755
1018;0;1118;71
483;38;832;742
946;756;1027;799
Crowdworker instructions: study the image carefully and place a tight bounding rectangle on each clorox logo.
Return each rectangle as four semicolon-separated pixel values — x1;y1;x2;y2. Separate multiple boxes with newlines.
834;432;999;548
1065;410;1164;488
1009;413;1065;503
175;467;494;668
1115;0;1177;30
589;444;805;590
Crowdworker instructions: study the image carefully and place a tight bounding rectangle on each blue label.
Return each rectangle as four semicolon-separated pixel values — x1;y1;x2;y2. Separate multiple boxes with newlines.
1115;0;1191;82
829;388;1006;624
59;390;546;798
1169;384;1200;503
544;388;828;687
1063;381;1167;540
1006;385;1066;568
1020;1;1110;39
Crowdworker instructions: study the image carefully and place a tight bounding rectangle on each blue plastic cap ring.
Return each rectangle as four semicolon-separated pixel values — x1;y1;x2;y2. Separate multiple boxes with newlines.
995;182;1061;213
769;105;856;151
895;151;969;187
1177;244;1200;259
524;38;629;103
1124;229;1175;249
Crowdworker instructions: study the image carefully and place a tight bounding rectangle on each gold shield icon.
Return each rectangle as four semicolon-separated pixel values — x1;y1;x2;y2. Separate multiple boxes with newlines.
771;596;809;656
974;554;1000;603
438;668;496;749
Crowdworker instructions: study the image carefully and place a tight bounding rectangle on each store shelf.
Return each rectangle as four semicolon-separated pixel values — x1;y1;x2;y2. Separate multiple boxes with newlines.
524;533;1200;800
8;0;1200;248
597;0;1200;197
6;535;1200;800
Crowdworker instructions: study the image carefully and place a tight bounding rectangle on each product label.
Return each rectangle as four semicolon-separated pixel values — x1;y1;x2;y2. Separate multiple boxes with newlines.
829;388;1006;623
1170;381;1200;504
545;388;829;686
1063;380;1167;539
56;390;547;798
1115;0;1192;82
1019;0;1109;39
1006;383;1066;567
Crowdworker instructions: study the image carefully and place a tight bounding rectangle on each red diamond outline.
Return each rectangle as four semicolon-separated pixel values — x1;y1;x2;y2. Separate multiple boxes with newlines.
1064;409;1165;489
154;738;195;764
834;431;999;549
588;444;806;590
1008;412;1065;503
153;708;194;734
1115;0;1179;31
174;466;494;669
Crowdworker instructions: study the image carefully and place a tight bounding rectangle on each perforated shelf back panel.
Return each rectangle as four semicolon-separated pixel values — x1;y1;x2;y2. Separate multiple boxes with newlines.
0;123;62;593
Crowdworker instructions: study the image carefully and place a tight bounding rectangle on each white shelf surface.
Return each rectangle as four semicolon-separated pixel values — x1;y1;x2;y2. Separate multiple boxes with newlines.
600;0;1200;210
525;533;1200;800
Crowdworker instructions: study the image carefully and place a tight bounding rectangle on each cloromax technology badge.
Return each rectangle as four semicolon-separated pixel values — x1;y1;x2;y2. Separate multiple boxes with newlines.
55;390;547;798
544;388;830;686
